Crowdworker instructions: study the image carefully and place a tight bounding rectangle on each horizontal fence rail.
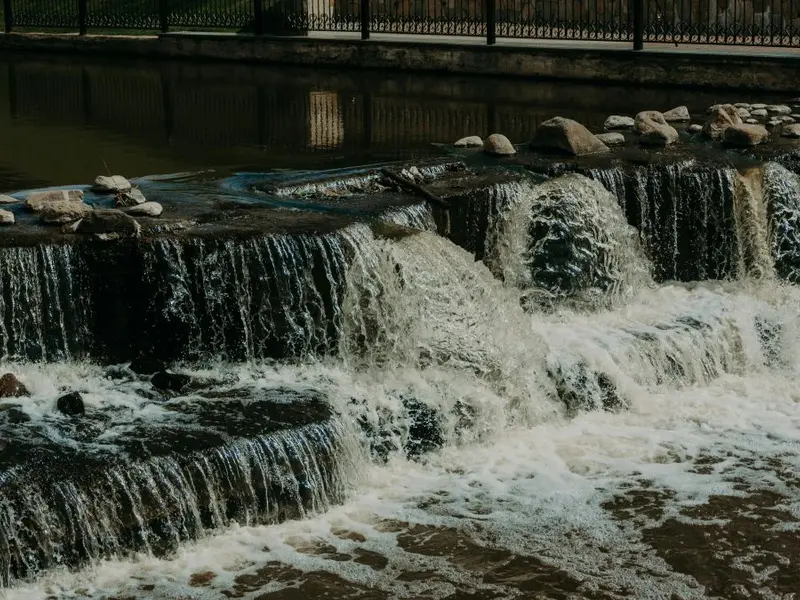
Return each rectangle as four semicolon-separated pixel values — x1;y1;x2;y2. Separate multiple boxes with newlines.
1;0;798;46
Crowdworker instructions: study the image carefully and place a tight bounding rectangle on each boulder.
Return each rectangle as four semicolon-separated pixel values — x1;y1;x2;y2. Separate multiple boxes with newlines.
91;175;131;194
722;124;770;147
595;132;626;146
130;357;167;375
115;188;146;207
454;135;483;148
121;201;163;217
702;104;742;140
25;189;84;213
767;105;792;115
56;392;85;417
663;106;690;122
151;371;192;393
634;111;679;146
75;209;141;237
0;194;17;204
39;200;91;225
604;115;635;130
0;373;28;398
530;117;609;155
483;133;516;156
0;210;14;225
688;124;703;134
782;124;800;138
751;108;768;118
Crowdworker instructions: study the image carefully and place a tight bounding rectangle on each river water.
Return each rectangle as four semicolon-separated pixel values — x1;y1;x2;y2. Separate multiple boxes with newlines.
0;56;799;600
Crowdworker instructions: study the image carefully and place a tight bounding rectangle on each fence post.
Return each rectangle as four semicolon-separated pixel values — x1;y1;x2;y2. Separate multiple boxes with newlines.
360;0;369;40
632;0;643;50
486;0;496;45
159;0;169;33
3;0;12;33
253;0;264;34
78;0;87;35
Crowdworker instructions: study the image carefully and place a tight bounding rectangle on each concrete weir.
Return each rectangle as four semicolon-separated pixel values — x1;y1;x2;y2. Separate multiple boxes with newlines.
0;32;799;91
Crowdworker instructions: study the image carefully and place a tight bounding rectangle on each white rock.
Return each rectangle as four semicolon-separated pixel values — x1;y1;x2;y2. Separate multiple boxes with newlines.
751;103;767;110
751;108;768;117
604;115;635;130
767;105;792;115
91;175;132;194
688;124;703;134
0;209;14;225
768;119;783;127
781;116;795;123
122;202;163;217
595;132;625;146
663;106;690;122
745;118;759;124
483;133;516;156
454;135;483;148
115;188;146;207
736;107;751;118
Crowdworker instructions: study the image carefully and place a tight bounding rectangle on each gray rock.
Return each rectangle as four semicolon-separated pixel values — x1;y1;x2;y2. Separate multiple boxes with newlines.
634;111;679;146
121;201;163;217
768;119;783;128
745;118;760;124
604;115;635;130
91;175;132;194
782;124;800;138
781;116;795;123
483;133;516;156
751;108;768;117
734;102;751;109
0;209;14;225
663;106;690;122
595;132;626;146
736;107;751;118
767;105;792;115
116;188;146;207
722;124;770;146
751;103;767;110
531;117;609;155
39;200;91;224
0;194;17;205
454;135;483;148
702;104;742;140
25;189;85;213
75;209;141;237
688;124;703;134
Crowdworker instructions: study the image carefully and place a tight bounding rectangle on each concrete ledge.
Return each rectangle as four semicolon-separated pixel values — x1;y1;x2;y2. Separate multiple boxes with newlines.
1;32;799;91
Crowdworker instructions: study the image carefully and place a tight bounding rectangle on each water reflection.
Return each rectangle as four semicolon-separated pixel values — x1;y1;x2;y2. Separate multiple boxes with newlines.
0;55;781;189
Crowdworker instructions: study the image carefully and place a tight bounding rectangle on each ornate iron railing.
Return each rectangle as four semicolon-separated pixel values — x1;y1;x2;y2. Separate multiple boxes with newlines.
2;0;799;47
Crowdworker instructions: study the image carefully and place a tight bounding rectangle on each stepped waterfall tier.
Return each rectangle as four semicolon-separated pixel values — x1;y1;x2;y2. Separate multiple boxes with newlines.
1;148;800;599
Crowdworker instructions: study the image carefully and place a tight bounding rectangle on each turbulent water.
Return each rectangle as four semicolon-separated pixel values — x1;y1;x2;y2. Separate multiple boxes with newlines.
3;161;800;599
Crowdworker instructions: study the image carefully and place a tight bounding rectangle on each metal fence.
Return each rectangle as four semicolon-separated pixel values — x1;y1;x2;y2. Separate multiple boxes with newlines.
2;0;799;46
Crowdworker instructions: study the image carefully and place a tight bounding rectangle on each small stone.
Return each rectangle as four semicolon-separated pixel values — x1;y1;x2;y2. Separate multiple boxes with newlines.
604;115;635;130
151;371;192;393
751;103;767;110
91;175;131;194
0;373;28;398
781;116;795;123
688;124;703;134
531;117;609;155
483;133;516;156
745;118;759;124
702;104;742;140
0;194;17;204
751;108;768;117
56;391;85;417
130;357;167;375
40;201;91;225
75;209;141;237
723;123;770;146
595;132;625;146
25;189;84;213
115;188;146;207
767;105;792;115
792;114;800;120
734;102;751;108
0;210;14;225
121;202;163;217
635;111;679;146
454;135;483;148
663;106;690;122
736;107;751;118
782;124;800;138
768;119;783;127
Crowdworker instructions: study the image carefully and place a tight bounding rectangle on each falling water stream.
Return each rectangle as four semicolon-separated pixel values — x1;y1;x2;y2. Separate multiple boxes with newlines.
1;156;800;599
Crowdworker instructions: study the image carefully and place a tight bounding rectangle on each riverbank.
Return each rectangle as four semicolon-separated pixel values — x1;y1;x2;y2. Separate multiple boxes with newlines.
1;31;799;90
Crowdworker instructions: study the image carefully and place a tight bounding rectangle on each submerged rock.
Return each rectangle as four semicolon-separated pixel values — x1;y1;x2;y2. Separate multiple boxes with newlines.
0;209;14;225
25;189;85;213
0;374;28;398
702;104;742;140
454;135;483;148
56;392;85;417
130;357;167;376
604;115;635;130
530;117;609;156
75;209;141;237
483;133;516;156
91;175;131;194
151;371;192;392
663;106;690;122
121;201;163;217
723;124;770;147
634;111;679;146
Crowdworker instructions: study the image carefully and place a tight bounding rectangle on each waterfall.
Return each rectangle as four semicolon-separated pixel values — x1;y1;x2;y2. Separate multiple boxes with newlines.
732;166;773;280
763;162;800;284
